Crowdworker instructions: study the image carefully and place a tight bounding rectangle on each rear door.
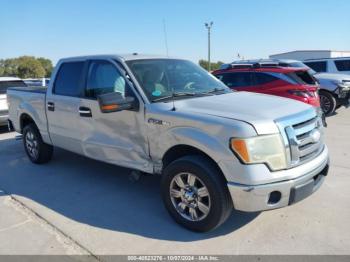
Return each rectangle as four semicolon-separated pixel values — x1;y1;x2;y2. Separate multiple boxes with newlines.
77;59;150;171
46;61;86;154
253;72;290;95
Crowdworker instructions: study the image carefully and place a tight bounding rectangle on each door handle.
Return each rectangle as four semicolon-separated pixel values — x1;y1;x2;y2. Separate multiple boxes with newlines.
79;106;92;117
47;102;55;111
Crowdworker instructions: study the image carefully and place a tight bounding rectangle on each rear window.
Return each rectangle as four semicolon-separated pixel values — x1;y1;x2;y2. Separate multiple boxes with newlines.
54;62;85;97
0;80;27;94
304;61;327;73
286;71;317;86
334;60;350;71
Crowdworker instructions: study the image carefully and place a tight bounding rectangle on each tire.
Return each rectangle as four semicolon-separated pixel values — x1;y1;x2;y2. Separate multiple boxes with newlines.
161;155;232;232
23;123;53;164
319;90;336;116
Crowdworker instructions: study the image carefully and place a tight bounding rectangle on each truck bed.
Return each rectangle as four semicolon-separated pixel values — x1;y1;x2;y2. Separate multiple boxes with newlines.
7;86;48;138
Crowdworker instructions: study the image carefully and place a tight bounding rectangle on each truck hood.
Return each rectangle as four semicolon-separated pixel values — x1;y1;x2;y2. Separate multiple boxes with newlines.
174;92;313;134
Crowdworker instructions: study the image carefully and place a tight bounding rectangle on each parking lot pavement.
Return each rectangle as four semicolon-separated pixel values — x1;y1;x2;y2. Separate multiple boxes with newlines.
0;189;90;255
0;108;349;256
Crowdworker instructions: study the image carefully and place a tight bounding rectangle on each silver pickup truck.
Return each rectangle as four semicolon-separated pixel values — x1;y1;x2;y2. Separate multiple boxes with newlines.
7;54;329;232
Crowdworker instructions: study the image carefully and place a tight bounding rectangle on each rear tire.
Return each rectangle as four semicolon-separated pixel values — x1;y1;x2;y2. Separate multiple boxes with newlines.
319;90;336;116
161;155;232;232
23;123;53;164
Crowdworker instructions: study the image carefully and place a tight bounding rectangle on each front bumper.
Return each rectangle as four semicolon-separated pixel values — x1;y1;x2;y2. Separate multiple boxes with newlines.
227;155;329;212
336;85;350;106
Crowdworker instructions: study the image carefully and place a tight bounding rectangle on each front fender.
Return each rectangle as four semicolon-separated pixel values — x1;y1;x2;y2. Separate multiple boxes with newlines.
150;126;234;168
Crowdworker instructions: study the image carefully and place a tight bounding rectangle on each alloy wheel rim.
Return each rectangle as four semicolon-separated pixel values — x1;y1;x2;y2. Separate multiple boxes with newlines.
25;131;38;159
169;172;211;221
320;95;331;113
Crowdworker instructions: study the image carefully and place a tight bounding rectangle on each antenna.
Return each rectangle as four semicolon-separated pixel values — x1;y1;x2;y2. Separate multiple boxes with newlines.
163;19;169;57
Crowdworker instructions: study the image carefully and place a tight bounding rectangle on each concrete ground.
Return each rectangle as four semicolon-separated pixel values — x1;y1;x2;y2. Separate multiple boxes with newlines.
0;107;349;256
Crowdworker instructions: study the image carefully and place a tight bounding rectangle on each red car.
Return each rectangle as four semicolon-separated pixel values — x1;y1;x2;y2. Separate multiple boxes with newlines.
212;62;320;107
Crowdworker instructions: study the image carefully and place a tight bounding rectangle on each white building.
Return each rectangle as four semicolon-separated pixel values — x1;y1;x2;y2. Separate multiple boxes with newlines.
269;50;350;61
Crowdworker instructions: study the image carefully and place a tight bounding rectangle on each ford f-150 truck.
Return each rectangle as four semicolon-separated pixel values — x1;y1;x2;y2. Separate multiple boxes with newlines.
7;54;329;232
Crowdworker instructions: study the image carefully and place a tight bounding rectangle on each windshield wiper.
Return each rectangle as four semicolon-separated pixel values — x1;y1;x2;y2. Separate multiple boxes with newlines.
198;88;228;95
151;92;198;102
151;89;228;103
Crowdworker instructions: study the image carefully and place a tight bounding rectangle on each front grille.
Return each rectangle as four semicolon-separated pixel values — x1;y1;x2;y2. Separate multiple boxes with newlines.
276;109;324;168
292;116;323;163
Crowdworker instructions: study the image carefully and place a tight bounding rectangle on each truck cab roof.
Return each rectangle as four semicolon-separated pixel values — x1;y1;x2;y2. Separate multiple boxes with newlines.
58;54;176;63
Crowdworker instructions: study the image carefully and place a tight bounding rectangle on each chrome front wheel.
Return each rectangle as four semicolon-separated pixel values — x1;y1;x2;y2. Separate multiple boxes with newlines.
170;172;211;222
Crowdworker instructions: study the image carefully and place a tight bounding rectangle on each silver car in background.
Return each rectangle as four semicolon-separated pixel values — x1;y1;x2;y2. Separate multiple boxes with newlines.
0;77;27;126
278;60;350;115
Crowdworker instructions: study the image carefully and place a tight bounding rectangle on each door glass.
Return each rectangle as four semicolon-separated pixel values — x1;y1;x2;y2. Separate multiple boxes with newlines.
86;61;125;98
54;62;85;96
255;73;279;85
221;72;254;88
304;61;327;73
334;60;350;71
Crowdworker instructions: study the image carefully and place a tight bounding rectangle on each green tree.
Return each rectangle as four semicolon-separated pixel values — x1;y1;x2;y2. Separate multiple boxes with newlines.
37;57;53;77
0;56;53;78
199;59;225;71
16;56;46;79
0;59;4;76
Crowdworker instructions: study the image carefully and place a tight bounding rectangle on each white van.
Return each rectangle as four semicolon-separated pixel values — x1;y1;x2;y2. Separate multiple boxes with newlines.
304;57;350;75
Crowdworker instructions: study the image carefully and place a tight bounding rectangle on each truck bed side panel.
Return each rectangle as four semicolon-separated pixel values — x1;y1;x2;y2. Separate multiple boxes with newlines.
8;89;51;144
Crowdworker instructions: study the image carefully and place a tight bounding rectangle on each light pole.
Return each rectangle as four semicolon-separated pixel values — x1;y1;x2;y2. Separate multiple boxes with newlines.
205;22;213;71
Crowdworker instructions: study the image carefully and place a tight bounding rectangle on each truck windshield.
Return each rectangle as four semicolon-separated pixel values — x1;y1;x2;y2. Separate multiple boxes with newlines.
126;59;230;102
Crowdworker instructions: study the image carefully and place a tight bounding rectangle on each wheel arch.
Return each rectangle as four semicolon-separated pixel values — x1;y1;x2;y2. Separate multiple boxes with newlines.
20;113;37;133
162;144;227;182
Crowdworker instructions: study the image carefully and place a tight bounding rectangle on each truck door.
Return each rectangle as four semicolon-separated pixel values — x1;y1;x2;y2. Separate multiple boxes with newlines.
78;59;151;172
46;61;85;154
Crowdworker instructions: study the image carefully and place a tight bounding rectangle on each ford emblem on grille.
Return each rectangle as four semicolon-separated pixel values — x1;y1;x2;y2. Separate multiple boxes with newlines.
310;129;321;143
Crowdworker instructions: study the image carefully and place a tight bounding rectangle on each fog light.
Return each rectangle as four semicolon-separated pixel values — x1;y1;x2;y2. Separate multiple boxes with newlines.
268;191;281;205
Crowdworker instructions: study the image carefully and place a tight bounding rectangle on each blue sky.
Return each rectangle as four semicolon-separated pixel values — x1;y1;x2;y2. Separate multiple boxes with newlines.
1;0;349;64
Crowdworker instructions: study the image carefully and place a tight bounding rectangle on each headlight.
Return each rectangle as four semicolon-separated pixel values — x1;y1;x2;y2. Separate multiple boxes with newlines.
230;134;287;171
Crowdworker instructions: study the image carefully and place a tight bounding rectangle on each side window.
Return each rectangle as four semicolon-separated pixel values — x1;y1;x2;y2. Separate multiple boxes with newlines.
334;60;350;71
86;61;126;99
221;72;254;88
255;73;279;85
304;61;327;73
54;62;85;96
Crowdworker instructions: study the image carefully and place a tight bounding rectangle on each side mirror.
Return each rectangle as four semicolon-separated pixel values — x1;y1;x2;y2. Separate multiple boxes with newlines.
97;92;135;113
